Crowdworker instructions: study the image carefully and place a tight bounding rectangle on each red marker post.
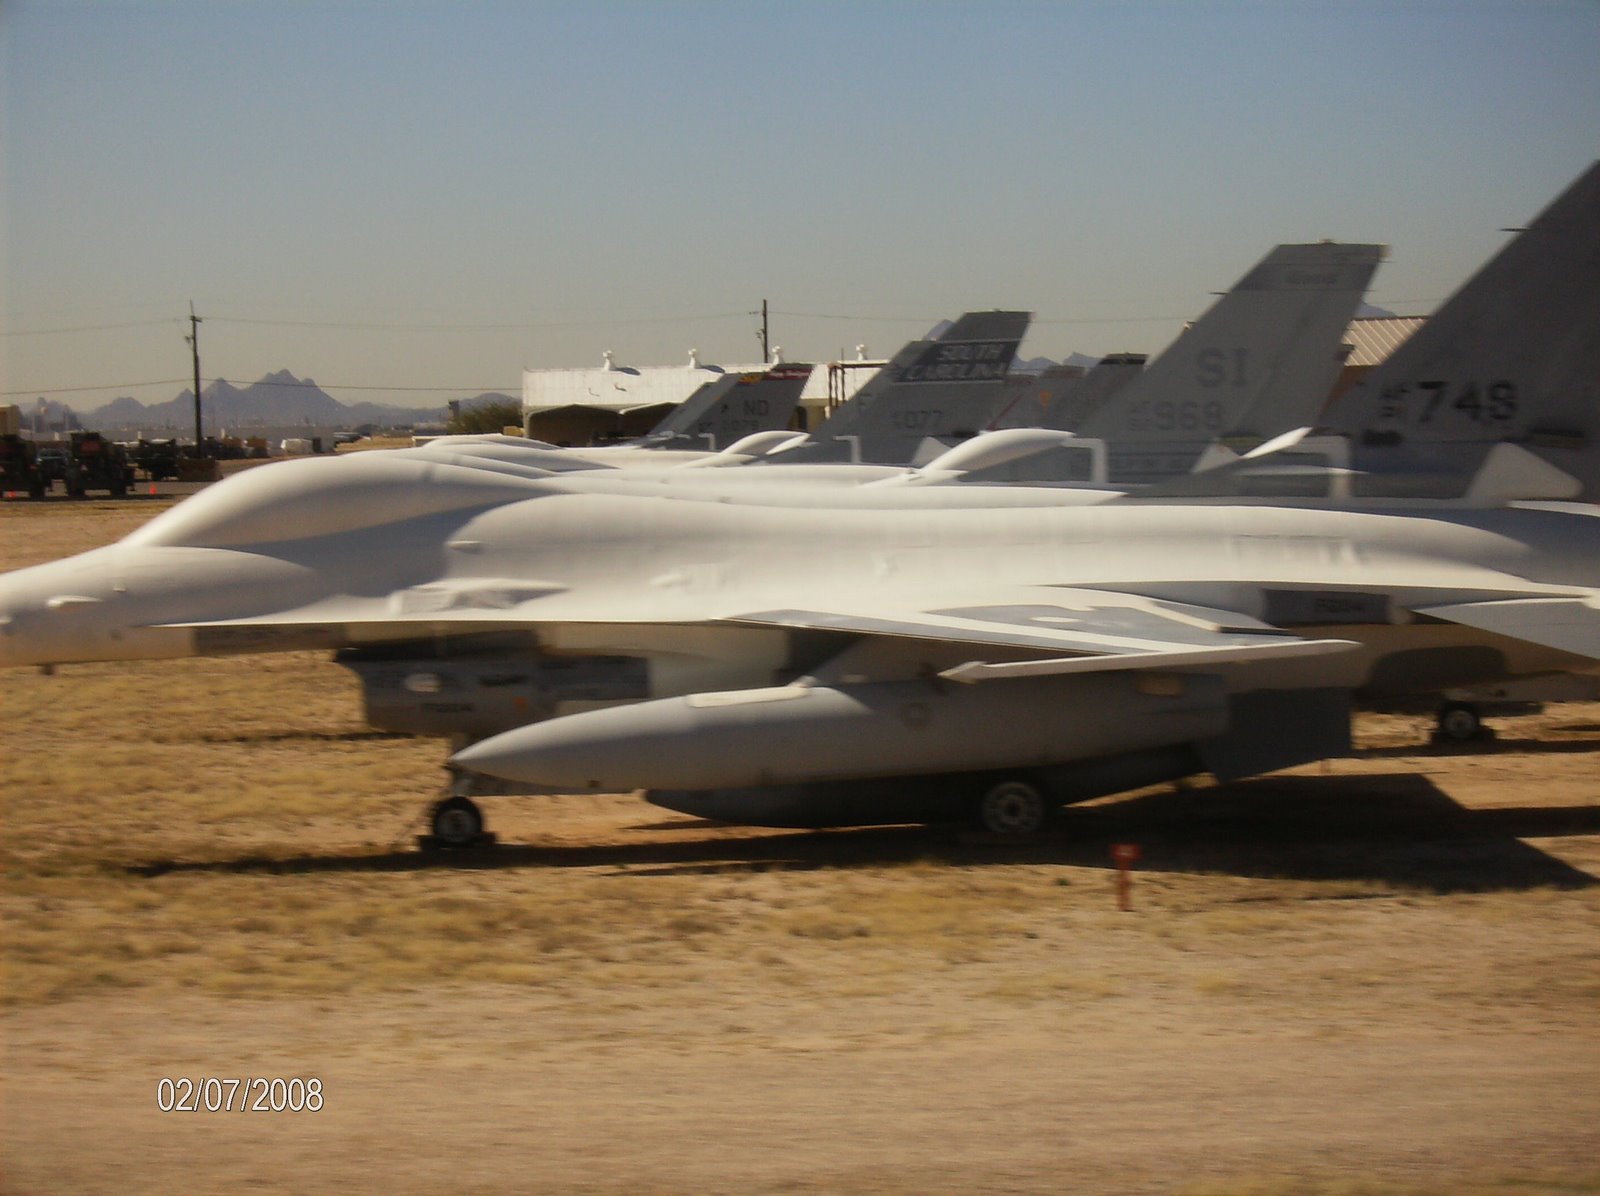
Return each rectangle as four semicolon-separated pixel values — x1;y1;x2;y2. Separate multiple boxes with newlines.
1111;842;1142;911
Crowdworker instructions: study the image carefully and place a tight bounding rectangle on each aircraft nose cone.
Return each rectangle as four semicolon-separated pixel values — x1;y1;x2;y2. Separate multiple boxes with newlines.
0;552;123;668
450;715;643;791
451;725;561;785
0;582;47;668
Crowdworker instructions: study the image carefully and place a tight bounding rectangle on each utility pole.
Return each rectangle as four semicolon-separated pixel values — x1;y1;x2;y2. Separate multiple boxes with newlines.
755;298;770;364
185;302;204;453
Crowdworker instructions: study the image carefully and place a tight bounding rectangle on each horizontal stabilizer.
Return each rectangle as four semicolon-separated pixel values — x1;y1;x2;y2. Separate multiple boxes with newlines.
1416;596;1600;661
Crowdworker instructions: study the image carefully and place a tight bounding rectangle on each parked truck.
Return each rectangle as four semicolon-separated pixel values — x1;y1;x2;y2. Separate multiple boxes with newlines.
133;438;183;481
66;431;135;497
0;434;46;499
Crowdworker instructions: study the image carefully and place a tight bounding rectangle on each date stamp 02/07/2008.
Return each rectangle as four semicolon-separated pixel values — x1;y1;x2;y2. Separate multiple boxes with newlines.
156;1077;323;1113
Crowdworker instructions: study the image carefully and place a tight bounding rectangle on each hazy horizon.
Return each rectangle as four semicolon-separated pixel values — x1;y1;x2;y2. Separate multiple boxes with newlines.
4;1;1596;407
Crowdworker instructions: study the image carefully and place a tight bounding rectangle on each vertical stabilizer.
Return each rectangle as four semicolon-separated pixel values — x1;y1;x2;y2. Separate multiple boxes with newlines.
781;312;1031;464
644;364;813;450
1324;161;1600;500
1079;242;1384;483
1040;353;1148;431
987;355;1147;432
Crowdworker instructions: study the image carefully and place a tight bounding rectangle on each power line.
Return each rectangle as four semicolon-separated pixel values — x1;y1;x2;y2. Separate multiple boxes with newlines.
1;318;184;337
3;378;518;398
2;379;191;397
774;310;1190;324
204;312;749;330
4;311;751;335
1033;314;1190;326
772;310;942;324
254;381;519;393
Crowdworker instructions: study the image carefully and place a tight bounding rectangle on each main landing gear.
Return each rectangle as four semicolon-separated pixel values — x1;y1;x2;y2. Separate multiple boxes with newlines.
418;777;498;851
972;777;1051;838
1432;701;1496;745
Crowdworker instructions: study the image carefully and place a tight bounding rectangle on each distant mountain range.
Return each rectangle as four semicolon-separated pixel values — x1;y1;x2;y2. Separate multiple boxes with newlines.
76;371;516;432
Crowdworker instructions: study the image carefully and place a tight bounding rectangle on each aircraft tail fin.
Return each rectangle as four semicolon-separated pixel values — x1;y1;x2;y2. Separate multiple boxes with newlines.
645;363;813;450
793;311;1031;464
1038;353;1148;431
1323;160;1600;501
1078;242;1384;483
644;374;741;440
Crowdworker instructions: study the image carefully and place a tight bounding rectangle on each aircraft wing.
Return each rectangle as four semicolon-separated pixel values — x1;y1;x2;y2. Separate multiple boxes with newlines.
727;588;1360;682
1414;596;1600;661
149;580;1361;675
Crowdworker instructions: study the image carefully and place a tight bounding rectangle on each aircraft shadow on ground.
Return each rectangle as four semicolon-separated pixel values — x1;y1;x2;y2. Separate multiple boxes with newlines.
192;729;412;745
1356;736;1600;760
131;772;1599;893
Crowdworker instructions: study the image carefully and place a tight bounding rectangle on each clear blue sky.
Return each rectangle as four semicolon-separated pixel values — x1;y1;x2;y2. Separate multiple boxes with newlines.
3;0;1596;408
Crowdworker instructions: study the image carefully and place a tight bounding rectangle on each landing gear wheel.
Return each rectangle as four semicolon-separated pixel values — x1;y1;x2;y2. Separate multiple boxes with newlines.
426;795;486;848
974;779;1050;838
1435;702;1483;743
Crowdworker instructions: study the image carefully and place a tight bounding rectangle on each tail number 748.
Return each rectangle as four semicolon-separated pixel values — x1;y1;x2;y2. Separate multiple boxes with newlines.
1377;380;1519;425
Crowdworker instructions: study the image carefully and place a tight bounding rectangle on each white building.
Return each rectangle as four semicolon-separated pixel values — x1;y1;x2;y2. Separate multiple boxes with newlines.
521;349;884;445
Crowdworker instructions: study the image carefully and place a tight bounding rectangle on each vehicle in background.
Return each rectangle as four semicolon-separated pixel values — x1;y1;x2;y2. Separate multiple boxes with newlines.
36;447;71;490
65;432;135;497
0;435;46;498
132;439;184;481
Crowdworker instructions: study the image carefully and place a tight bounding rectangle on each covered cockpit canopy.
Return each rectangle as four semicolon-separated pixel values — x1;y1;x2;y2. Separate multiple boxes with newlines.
124;453;557;550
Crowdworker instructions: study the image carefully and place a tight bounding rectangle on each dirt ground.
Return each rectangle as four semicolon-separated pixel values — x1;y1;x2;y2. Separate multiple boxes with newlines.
2;498;1598;1194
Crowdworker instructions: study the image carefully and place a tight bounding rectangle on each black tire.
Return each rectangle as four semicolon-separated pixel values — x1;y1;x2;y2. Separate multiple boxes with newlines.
974;778;1050;838
429;795;485;847
1435;702;1482;743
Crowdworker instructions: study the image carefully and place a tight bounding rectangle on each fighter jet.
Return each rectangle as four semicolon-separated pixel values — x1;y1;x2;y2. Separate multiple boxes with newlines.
1;163;1595;847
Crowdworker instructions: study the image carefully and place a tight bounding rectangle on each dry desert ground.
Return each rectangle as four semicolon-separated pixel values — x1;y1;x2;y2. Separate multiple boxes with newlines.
2;494;1598;1195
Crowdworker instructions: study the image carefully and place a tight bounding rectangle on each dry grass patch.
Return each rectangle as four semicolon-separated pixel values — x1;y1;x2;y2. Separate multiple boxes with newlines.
4;496;1600;1193
1178;1178;1600;1196
985;968;1125;1003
